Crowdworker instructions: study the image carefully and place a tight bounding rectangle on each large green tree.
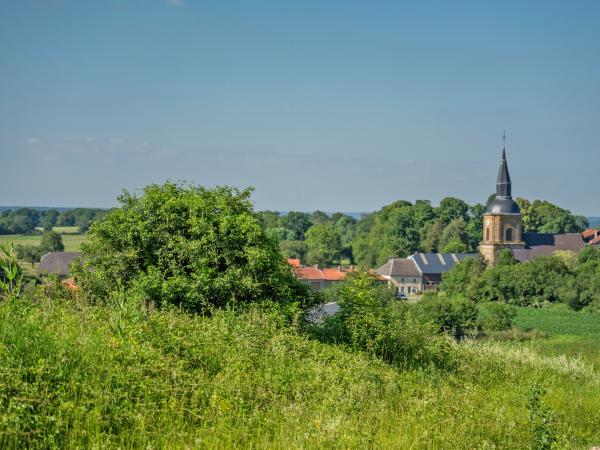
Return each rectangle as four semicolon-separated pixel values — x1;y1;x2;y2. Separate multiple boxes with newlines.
40;231;64;253
304;223;343;266
281;212;312;240
75;182;312;313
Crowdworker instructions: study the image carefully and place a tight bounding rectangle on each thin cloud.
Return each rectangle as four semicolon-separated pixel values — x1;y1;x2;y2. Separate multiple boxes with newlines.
166;0;184;6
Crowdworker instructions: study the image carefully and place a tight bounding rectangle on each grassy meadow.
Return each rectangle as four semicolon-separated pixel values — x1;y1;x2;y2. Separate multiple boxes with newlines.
0;232;85;253
0;296;599;449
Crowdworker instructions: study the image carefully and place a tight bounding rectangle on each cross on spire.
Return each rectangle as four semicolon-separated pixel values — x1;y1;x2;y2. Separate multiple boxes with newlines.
502;130;507;149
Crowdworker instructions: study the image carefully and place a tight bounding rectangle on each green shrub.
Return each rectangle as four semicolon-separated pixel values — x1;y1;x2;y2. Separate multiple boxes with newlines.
74;182;313;313
312;272;460;371
416;294;479;339
477;301;516;332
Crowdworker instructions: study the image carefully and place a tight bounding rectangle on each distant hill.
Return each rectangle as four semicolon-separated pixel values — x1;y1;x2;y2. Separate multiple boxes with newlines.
0;206;100;212
0;206;75;212
588;217;600;228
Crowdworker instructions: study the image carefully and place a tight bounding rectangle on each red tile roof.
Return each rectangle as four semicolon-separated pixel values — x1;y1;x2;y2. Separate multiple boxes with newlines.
287;258;301;268
295;266;351;281
590;235;600;245
321;268;347;281
582;229;599;239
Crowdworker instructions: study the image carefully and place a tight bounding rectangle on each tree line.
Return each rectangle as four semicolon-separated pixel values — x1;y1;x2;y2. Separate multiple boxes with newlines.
0;208;108;234
439;247;600;312
260;195;588;268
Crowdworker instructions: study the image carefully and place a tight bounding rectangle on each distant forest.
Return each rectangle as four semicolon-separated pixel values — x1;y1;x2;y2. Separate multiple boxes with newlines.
0;197;591;269
0;208;108;234
259;196;589;268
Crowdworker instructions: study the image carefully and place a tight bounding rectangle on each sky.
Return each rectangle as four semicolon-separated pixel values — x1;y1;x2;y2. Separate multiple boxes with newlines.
0;1;598;215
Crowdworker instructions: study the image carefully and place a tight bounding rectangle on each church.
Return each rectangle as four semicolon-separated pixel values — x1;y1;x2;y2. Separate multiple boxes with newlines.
377;145;586;296
479;148;584;265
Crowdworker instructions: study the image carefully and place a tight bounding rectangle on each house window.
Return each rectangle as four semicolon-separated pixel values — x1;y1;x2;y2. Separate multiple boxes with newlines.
400;286;405;293
413;278;417;283
401;278;405;283
486;227;490;241
505;227;513;242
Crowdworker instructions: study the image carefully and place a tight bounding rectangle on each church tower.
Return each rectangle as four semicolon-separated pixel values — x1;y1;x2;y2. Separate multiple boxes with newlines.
479;148;525;265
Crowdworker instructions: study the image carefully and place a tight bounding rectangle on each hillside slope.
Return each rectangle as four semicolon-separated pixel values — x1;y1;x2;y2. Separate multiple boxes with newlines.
0;299;599;448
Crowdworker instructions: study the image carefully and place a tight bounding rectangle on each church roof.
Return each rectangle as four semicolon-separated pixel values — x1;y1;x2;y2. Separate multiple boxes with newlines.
487;196;521;215
486;148;521;215
511;233;585;262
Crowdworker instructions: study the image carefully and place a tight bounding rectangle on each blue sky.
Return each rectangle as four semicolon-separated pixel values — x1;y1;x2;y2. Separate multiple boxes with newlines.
1;1;598;214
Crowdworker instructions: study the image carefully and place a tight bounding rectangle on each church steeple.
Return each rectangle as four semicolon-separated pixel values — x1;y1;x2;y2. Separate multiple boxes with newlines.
480;134;525;265
496;148;512;197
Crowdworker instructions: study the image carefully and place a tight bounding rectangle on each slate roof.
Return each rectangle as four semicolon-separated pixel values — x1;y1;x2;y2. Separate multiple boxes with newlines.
496;148;512;197
486;149;521;215
409;253;479;275
39;252;81;277
511;233;585;262
376;258;421;278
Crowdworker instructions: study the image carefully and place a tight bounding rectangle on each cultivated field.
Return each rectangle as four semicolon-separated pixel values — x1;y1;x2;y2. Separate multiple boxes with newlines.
514;305;600;369
0;233;86;253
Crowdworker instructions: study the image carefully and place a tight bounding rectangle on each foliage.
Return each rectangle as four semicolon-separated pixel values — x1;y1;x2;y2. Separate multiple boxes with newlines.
75;182;313;313
439;218;469;253
515;198;587;233
438;256;485;297
255;196;584;269
351;200;429;268
278;239;307;260
0;208;106;235
313;272;459;370
39;230;64;253
527;383;558;450
14;245;41;268
477;301;516;332
304;223;342;266
280;211;312;240
435;197;469;224
265;226;296;241
421;220;445;252
440;247;600;311
0;244;23;302
1;289;600;447
415;294;480;339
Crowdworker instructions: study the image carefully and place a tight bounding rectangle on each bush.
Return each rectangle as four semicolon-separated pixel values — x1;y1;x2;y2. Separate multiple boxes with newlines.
312;272;460;371
416;294;479;339
74;182;313;313
39;231;64;253
477;301;516;332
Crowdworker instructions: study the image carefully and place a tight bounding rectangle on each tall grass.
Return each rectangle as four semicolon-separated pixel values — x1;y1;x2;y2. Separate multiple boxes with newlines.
1;296;599;448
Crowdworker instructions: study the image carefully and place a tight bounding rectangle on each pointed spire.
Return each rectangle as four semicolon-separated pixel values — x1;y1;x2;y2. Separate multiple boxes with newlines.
496;148;512;197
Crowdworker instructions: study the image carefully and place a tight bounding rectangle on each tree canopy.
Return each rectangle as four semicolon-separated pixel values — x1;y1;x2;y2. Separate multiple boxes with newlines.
75;182;313;313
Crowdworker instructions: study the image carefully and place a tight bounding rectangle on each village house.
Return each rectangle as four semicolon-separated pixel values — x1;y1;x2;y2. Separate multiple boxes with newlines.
583;228;600;248
376;252;477;296
39;252;81;278
289;263;351;291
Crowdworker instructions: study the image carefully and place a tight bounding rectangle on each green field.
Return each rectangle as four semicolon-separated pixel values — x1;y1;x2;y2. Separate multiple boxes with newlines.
35;226;81;234
0;233;86;253
514;305;600;369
